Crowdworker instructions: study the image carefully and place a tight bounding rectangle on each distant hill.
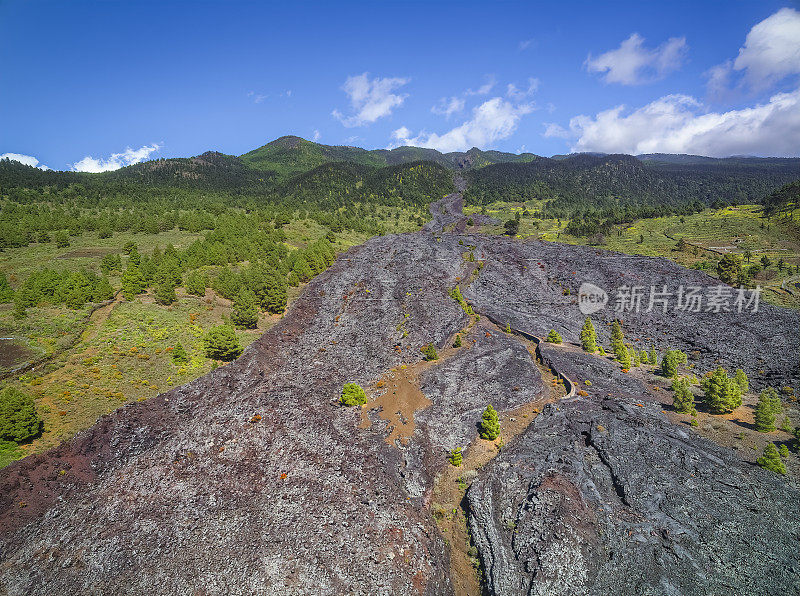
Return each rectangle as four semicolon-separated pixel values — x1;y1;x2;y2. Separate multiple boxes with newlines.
239;135;538;180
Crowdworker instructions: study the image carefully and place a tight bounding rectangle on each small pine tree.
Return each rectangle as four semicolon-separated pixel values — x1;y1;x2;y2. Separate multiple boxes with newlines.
546;330;563;344
155;281;176;305
172;342;189;364
0;273;13;303
661;349;688;378
702;367;743;414
734;369;749;393
640;350;650;365
449;447;463;466
421;344;439;361
633;349;642;367
610;321;624;351
649;346;658;367
617;345;631;368
0;386;42;443
340;382;367;406
754;387;780;432
121;264;144;300
580;317;597;352
453;334;462;348
504;322;512;334
756;443;786;475
231;288;259;330
203;325;242;361
779;444;789;459
479;405;500;440
671;378;696;415
184;270;207;296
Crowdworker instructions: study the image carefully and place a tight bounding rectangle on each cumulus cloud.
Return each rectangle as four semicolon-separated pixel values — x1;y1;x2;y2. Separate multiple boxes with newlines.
391;97;534;153
586;33;688;85
1;152;49;170
431;96;465;117
71;144;161;173
709;7;800;95
332;73;409;127
544;89;800;157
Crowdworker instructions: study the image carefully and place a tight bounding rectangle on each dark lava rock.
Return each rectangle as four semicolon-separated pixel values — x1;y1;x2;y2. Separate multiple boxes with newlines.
468;396;800;595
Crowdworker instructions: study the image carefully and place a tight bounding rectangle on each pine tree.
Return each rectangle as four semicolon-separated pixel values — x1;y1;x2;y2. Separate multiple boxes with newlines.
0;386;42;443
421;344;438;361
754;387;781;432
154;281;176;305
0;273;13;303
734;369;749;393
449;447;463;466
479;404;500;440
340;382;367;406
649;346;658;367
453;334;462;348
633;349;642;367
203;325;242;361
121;263;144;300
184;270;206;296
671;378;696;415
702;367;743;414
661;349;687;378
231;288;259;329
640;350;650;365
546;329;563;344
172;342;189;364
610;320;624;352
580;317;597;352
261;271;287;314
756;443;786;475
617;345;631;368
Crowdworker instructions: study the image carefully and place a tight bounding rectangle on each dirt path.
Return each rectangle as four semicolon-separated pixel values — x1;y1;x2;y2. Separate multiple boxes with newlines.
431;322;571;596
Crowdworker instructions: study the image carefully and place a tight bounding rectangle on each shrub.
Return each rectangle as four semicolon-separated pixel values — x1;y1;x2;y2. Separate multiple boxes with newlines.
757;443;786;475
479;404;500;440
453;334;462;348
505;322;512;334
54;231;70;248
421;344;438;361
580;317;596;352
203;325;242;361
155;281;176;305
184;270;207;296
779;444;789;459
0;387;42;443
546;330;562;344
340;382;367;406
449;447;463;466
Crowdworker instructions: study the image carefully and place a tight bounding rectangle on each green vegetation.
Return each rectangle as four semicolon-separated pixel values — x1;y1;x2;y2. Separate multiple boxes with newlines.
421;344;439;361
453;334;462;348
671;378;696;415
448;447;463;466
340;382;367;407
757;443;786;475
448;286;474;315
702;367;743;414
231;288;259;329
0;386;42;442
754;387;782;432
203;325;243;361
172;342;189;364
580;317;597;352
546;329;562;344
734;369;749;394
479;404;500;440
661;349;688;378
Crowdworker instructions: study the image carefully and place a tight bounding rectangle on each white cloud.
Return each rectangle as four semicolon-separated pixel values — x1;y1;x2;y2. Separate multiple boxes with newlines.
391;97;534;153
705;8;800;97
247;91;268;103
332;73;409;127
506;78;540;100
586;33;688;85
1;152;49;170
518;39;534;51
71;144;161;173
431;96;465;117
465;75;496;96
545;88;800;157
312;129;321;141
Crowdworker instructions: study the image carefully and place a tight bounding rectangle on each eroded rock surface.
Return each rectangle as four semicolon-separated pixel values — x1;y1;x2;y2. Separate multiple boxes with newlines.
468;395;800;595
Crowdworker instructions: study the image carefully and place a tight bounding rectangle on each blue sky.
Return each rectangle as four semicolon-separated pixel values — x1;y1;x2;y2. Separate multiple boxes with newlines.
1;0;799;171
